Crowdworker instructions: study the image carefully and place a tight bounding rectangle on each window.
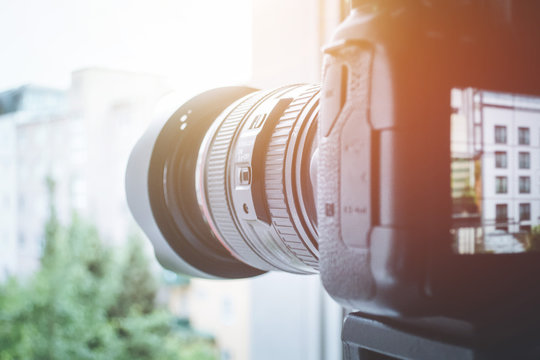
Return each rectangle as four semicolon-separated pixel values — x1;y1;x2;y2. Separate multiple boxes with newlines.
496;204;508;231
519;203;531;221
520;225;532;233
519;152;530;169
495;151;507;168
519;176;531;194
518;127;530;145
495;126;507;144
495;176;508;194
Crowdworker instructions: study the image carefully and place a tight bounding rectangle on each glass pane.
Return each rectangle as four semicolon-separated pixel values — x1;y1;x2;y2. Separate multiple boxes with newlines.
519;152;530;169
495;126;507;144
519;176;531;193
518;127;530;145
495;151;507;168
451;88;540;254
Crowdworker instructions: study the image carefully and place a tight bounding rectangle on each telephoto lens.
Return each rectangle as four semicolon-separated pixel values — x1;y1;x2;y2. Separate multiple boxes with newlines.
126;84;320;278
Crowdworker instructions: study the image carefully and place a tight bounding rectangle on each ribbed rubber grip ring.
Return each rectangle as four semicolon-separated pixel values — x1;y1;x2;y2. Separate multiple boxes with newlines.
204;89;276;269
264;85;320;269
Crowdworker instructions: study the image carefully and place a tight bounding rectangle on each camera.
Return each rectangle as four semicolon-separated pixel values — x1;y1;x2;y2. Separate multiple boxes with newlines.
126;1;540;358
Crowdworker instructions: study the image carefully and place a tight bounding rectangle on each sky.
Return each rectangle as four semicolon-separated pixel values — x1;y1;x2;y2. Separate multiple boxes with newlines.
0;0;252;93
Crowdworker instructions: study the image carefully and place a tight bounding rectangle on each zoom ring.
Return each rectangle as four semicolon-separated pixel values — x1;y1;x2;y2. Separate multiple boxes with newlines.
264;85;320;269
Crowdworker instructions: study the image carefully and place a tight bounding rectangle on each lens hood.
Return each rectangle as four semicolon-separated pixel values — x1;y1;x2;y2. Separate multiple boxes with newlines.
126;87;265;278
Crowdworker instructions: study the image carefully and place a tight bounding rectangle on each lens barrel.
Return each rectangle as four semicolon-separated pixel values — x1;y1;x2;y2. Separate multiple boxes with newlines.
197;84;320;274
134;84;321;278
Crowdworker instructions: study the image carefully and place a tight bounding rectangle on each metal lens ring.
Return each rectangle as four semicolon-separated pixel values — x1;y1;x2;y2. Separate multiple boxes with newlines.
197;84;321;273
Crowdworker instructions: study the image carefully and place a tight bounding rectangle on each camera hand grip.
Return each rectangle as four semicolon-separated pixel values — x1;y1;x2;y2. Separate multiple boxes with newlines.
318;40;376;305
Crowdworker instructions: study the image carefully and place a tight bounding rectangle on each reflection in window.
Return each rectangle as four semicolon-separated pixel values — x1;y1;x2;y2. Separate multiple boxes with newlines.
496;176;508;194
518;152;530;169
518;127;530;145
495;151;507;168
519;176;531;194
495;125;507;144
519;203;531;221
451;87;540;254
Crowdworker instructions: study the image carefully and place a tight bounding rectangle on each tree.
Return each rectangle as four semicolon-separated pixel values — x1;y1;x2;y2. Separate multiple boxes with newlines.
528;225;540;252
0;277;34;359
0;180;218;359
17;214;120;359
108;233;158;319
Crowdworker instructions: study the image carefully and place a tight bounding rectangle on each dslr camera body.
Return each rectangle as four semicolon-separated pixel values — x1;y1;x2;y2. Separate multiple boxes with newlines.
127;1;540;358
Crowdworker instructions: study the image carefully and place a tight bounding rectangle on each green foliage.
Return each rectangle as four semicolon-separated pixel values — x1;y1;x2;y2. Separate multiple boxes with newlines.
528;225;540;252
108;233;157;319
0;210;218;360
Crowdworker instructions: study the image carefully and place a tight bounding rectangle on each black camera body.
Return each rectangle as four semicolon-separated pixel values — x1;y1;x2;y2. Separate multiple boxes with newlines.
126;1;540;355
319;0;540;329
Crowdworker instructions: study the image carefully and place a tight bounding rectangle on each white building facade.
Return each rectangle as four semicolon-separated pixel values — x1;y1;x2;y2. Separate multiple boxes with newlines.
0;71;170;278
0;86;72;277
481;92;540;237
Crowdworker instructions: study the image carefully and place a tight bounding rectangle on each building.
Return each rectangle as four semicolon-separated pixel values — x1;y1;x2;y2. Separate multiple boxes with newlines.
69;68;171;245
0;71;171;278
0;85;70;278
451;88;540;253
0;0;347;358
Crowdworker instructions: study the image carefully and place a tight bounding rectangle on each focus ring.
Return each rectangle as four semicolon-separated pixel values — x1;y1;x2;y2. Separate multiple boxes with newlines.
205;89;275;269
264;85;320;269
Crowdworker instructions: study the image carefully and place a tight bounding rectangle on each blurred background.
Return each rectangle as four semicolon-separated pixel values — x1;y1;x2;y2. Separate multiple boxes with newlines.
0;0;348;359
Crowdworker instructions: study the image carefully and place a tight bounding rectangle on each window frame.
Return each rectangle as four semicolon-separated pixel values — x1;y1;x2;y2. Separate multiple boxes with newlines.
519;203;531;221
495;151;507;168
518;151;530;169
494;125;507;144
495;203;508;231
495;176;508;194
519;176;531;194
518;127;530;145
